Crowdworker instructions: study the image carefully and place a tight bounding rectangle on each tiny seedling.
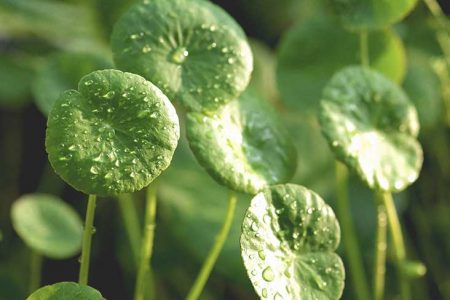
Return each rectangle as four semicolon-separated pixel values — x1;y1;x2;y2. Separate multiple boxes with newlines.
240;184;345;299
27;282;103;300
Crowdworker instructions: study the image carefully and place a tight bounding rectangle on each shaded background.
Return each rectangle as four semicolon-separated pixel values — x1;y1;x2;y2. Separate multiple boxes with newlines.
0;0;449;299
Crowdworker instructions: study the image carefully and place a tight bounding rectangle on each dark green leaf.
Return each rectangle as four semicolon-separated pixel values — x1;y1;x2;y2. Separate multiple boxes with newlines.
328;0;418;30
240;184;345;299
46;69;180;196
32;52;111;116
319;66;423;192
26;282;103;300
111;0;253;112
277;16;406;112
186;90;297;194
11;194;82;259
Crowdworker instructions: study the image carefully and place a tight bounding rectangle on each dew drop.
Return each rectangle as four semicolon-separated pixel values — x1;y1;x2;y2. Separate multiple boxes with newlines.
228;57;235;64
262;288;268;298
68;145;77;151
102;91;115;99
90;166;99;175
258;250;266;260
170;47;189;64
251;222;258;231
262;266;275;282
84;80;93;86
142;45;152;53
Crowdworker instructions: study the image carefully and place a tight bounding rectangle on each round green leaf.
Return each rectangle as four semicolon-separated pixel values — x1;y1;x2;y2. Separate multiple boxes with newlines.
186;90;297;194
240;184;345;299
277;16;405;112
111;0;253;112
11;194;82;259
26;282;103;300
319;66;423;192
46;69;180;196
328;0;418;30
32;52;111;116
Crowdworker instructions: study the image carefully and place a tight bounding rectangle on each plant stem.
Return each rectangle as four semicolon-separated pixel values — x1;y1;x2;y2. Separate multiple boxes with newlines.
373;191;388;300
78;194;97;285
118;193;142;268
29;251;42;293
335;162;371;300
381;192;410;300
360;30;370;67
186;191;237;300
134;185;157;300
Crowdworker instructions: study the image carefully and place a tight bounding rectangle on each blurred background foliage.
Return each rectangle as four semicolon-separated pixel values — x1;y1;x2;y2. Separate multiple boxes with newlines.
0;0;449;299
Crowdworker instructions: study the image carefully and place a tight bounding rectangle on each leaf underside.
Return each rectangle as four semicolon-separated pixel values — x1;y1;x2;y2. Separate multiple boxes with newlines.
26;282;103;300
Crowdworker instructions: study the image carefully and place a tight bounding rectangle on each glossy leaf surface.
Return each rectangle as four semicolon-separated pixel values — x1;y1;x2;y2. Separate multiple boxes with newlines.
111;0;253;112
329;0;418;30
277;17;405;112
33;52;111;116
46;69;180;196
26;282;102;300
186;91;296;194
240;184;344;299
11;194;82;259
320;66;423;192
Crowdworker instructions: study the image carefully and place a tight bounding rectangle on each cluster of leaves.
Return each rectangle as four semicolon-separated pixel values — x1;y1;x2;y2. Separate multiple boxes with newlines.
0;0;449;299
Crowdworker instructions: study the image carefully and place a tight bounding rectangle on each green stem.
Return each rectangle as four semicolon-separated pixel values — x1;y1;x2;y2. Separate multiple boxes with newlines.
381;192;410;300
134;185;157;300
373;191;388;300
186;191;237;300
78;194;97;285
335;162;371;300
360;30;370;67
29;251;43;293
118;193;142;268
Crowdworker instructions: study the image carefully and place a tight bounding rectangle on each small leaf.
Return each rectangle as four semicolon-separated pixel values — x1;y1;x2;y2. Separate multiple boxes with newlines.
111;0;253;112
186;90;297;194
26;282;103;300
328;0;418;30
46;69;180;196
319;66;423;192
32;52;111;116
277;16;406;112
240;184;345;300
11;194;83;259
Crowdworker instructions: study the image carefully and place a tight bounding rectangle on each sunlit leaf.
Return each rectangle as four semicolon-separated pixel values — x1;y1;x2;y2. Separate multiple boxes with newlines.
328;0;418;30
111;0;253;112
186;90;296;194
26;282;103;300
46;69;180;196
11;194;82;259
240;184;344;299
319;66;423;192
277;16;406;112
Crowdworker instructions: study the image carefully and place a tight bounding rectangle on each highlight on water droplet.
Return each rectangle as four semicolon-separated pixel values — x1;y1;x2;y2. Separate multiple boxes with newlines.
262;266;275;282
170;47;189;64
